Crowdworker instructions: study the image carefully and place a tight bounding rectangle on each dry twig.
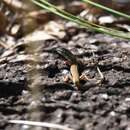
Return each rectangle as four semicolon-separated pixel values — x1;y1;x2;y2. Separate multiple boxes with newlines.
8;120;74;130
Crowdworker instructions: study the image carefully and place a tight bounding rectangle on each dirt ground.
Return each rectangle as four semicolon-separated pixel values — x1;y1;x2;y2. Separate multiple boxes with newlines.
0;21;130;130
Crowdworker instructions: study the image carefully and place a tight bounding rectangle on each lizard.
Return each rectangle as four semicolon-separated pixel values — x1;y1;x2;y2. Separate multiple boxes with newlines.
54;47;104;89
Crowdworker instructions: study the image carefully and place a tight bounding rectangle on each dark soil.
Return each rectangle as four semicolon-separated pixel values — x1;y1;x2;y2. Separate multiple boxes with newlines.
0;25;130;130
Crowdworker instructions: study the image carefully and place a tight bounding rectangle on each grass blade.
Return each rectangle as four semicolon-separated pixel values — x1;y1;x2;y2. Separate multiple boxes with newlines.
82;0;130;20
32;0;130;39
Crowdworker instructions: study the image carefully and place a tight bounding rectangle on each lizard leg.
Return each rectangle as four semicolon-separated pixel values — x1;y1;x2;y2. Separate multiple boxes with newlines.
79;67;104;84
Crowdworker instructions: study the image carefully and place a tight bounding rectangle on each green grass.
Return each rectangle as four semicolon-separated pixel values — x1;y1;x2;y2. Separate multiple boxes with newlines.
32;0;130;39
82;0;130;20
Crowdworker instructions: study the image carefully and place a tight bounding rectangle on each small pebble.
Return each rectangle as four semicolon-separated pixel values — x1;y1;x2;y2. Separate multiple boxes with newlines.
109;111;116;116
100;94;108;100
126;126;130;130
99;15;116;24
112;57;120;62
22;90;29;95
21;125;30;130
125;98;130;102
62;69;70;75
